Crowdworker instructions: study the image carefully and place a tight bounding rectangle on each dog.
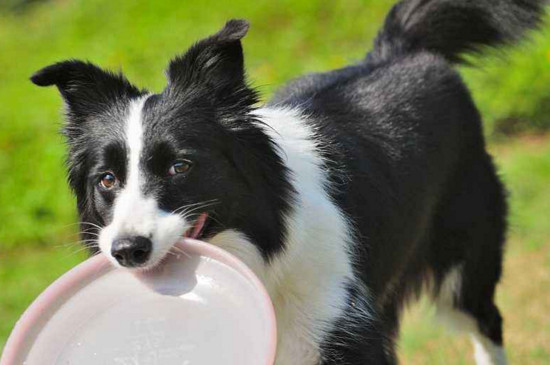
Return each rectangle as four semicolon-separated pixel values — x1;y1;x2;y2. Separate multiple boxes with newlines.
31;0;545;363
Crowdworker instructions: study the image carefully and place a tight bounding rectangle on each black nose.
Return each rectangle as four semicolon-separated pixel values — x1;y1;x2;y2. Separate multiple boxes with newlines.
111;236;152;267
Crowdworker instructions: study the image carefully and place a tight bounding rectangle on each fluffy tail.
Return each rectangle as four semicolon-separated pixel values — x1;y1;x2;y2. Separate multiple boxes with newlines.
368;0;546;65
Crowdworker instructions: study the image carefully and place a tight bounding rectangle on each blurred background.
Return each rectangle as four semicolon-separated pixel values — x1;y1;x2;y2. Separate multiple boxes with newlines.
0;0;548;363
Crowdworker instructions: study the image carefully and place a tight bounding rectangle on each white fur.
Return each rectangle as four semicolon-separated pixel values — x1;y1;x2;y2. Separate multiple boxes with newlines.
472;335;508;365
99;97;190;267
208;229;266;280
435;266;508;365
211;107;358;365
99;104;363;363
434;265;465;328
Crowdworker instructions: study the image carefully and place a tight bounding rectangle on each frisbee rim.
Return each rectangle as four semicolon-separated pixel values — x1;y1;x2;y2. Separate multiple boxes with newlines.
0;238;277;365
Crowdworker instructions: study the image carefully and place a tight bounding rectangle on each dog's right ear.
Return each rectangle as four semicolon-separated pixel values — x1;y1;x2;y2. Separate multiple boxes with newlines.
166;19;251;97
31;60;144;124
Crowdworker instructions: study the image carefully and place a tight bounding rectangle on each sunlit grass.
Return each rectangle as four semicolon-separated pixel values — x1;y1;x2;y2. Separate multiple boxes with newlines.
1;137;548;362
399;136;550;364
0;0;549;248
0;0;549;362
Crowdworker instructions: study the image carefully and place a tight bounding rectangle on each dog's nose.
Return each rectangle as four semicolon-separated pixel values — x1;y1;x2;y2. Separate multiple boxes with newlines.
111;236;152;267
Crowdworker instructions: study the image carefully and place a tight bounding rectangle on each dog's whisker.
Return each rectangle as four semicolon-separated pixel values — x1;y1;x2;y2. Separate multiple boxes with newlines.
78;221;104;230
78;231;101;237
172;201;210;215
54;238;98;249
177;205;218;221
171;199;220;216
57;243;98;260
176;199;219;209
58;222;87;229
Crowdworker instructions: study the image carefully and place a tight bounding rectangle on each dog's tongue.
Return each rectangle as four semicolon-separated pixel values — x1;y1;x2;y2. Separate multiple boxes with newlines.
185;213;208;239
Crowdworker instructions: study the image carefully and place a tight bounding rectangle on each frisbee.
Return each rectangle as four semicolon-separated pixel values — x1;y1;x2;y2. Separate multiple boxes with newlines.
0;239;277;365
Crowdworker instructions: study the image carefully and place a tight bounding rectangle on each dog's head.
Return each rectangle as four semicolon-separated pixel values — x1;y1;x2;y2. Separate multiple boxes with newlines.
31;20;292;269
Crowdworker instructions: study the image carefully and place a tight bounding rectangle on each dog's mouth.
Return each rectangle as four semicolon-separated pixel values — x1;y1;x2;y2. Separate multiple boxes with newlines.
183;212;209;240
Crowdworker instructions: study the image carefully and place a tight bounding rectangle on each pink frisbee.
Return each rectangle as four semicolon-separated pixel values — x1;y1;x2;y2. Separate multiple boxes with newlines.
1;239;277;365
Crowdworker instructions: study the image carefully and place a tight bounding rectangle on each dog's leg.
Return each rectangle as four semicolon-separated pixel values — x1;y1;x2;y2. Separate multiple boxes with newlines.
471;332;507;365
435;266;507;365
426;153;508;365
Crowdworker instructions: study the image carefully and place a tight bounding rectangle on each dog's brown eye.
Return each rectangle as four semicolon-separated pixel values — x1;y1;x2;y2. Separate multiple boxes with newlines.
169;160;192;176
99;172;117;189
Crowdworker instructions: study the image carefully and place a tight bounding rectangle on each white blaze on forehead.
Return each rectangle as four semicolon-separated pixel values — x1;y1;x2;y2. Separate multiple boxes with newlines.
126;96;147;195
112;95;152;237
98;96;187;266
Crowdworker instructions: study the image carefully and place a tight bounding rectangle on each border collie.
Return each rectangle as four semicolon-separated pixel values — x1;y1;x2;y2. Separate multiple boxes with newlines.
31;0;545;364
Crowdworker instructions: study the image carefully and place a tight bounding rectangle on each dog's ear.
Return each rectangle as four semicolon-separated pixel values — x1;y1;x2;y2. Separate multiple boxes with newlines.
31;60;143;124
166;19;251;97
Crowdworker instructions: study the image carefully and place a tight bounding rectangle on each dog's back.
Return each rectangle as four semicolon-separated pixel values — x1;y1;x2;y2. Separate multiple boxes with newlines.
268;0;544;364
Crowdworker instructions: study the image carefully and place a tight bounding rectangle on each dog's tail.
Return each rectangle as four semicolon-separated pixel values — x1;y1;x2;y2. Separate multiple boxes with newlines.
368;0;546;65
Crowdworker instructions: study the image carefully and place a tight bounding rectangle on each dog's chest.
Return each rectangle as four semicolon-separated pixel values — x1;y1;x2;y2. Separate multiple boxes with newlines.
211;108;360;364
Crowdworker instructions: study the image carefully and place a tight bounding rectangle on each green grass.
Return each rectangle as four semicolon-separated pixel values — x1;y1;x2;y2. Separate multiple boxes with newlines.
398;137;550;364
0;0;393;248
0;0;549;361
461;30;550;136
0;0;549;248
1;136;549;361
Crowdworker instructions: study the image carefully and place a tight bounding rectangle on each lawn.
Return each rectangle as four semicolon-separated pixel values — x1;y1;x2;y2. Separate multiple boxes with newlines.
399;136;550;364
0;0;549;362
1;136;549;363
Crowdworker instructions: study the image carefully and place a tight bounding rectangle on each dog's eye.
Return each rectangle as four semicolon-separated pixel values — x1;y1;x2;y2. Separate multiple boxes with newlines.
169;160;193;176
99;172;117;190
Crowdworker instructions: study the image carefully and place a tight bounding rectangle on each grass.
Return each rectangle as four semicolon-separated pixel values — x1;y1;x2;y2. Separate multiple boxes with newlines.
398;137;550;364
0;0;394;248
461;33;550;136
0;0;549;362
1;136;549;362
0;0;549;248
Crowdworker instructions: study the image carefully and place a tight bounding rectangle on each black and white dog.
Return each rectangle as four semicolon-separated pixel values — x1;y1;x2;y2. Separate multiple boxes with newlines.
31;0;544;364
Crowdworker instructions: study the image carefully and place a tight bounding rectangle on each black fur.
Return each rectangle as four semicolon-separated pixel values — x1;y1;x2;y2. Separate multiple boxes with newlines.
147;19;294;259
31;20;294;260
271;0;544;363
30;1;546;364
368;0;545;65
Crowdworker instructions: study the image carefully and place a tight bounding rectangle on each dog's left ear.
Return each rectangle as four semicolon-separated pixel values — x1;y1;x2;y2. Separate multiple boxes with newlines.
166;19;251;96
30;60;143;125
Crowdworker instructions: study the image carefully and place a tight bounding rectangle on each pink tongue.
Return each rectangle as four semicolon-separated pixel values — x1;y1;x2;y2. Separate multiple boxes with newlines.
185;213;208;239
